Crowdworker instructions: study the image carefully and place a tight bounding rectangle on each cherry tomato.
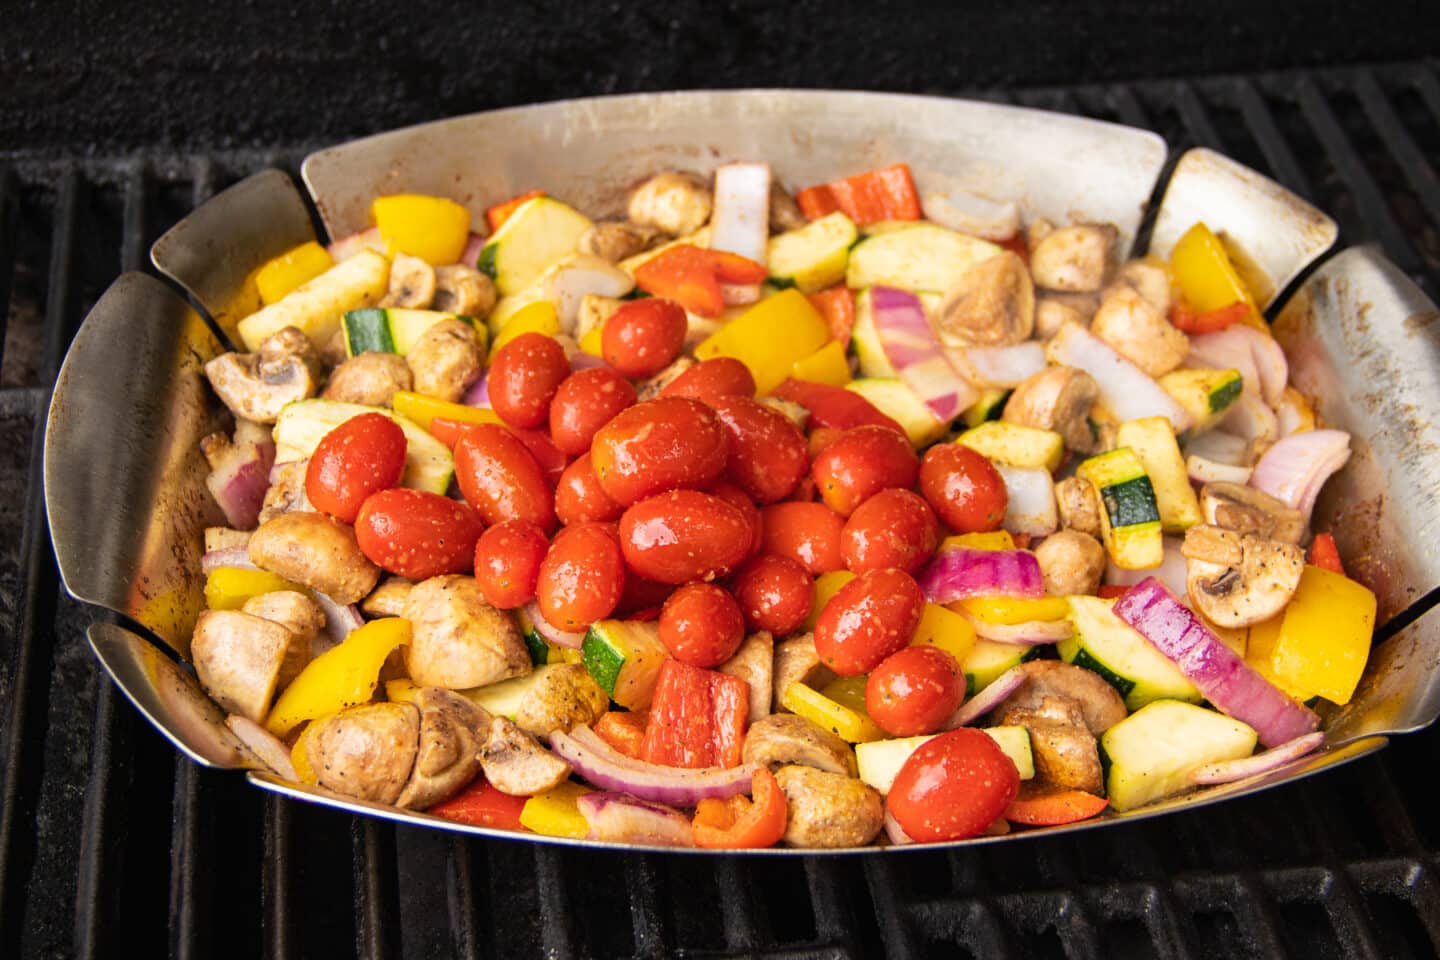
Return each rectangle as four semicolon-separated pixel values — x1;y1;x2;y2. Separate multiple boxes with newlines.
811;425;919;516
759;501;845;574
919;444;1008;533
549;366;637;456
841;488;939;575
591;396;728;506
510;427;568;488
660;356;757;405
305;412;407;523
354;488;483;580
711;396;809;504
618;489;752;584
771;379;906;435
887;729;1020;842
616;572;674;617
708;480;763;560
731;554;815;636
865;646;965;736
555;452;624;526
602;298;688;378
536;522;625;631
807;426;843;460
813;567;924;675
658;582;746;667
453;423;557;532
473;519;550;609
487;332;571;429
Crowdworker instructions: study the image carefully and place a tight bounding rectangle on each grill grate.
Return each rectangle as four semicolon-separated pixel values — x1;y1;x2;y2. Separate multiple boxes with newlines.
3;59;1440;959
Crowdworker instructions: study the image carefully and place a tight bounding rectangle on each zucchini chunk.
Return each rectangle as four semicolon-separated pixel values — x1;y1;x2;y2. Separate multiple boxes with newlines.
581;620;669;711
1060;596;1201;710
272;398;454;494
1114;417;1202;533
478;196;594;296
767;211;858;292
845;223;1000;293
1100;699;1257;811
1077;447;1163;570
343;308;484;357
1158;368;1243;433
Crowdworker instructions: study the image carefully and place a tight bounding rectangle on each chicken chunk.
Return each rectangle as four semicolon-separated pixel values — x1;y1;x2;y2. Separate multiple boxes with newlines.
405;318;483;402
1002;366;1099;453
1029;224;1117;293
1113;258;1172;314
718;631;774;722
257;459;312;525
403;575;531;689
743;714;857;777
240;589;324;686
432;265;496;318
361;577;414;618
191;609;295;723
1090;284;1189;377
935;251;1035;347
627;171;712;237
1055;476;1103;537
769;181;807;232
248;511;380;605
774;766;884;849
395;688;491;810
512;663;609;741
478;716;573;797
1182;524;1305;628
323;352;413;407
205;325;321;423
1034;530;1106;597
379;252;436;309
635;356;695;402
1000;696;1103;794
309;702;420;805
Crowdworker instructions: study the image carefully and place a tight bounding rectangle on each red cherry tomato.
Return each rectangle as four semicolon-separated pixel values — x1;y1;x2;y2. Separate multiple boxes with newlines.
759;501;845;575
771;379;906;435
658;582;746;667
354;488;483;580
841;488;939;575
616;572;674;617
487;332;571;429
811;425;919;517
711;396;809;504
813;567;924;675
473;519;550;609
919;444;1008;533
510;427;568;488
865;646;965;736
618;489;753;584
453;424;557;532
708;480;763;560
887;729;1020;842
602;298;688;378
549;367;637;457
535;522;625;631
731;554;815;636
659;356;757;405
304;412;407;523
590;396;728;506
555;452;624;526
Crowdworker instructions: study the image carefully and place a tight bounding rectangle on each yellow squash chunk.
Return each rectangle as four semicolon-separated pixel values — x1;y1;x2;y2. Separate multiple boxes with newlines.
384;678;421;703
1115;417;1202;533
910;602;977;663
694;289;830;394
266;617;412;737
373;194;471;266
767;211;857;293
237;249;390;351
255;241;334;305
520;781;595;838
290;718;329;784
1169;222;1265;330
205;567;303;611
1244;614;1315;702
790;339;852;387
781;681;885;743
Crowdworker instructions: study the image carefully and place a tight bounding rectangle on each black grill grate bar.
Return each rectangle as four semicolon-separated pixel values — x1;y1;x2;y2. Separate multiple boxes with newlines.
1175;873;1287;956
861;857;920;960
715;857;761;951
622;854;667;960
802;858;853;951
1353;69;1440;234
73;681;120;960
355;821;400;960
265;797;294;960
1232;78;1317;201
1081;884;1190;960
1172;81;1226;151
1351;858;1440;952
531;843;577;960
908;897;1010;958
995;890;1100;959
0;165;17;373
1414;68;1440;131
167;762;203;960
445;838;481;960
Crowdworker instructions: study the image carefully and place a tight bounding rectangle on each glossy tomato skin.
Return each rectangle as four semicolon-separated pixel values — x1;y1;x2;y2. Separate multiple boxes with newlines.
841;488;940;575
760;501;845;574
658;582;746;667
887;729;1020;842
555;452;624;526
305;412;407;523
488;332;571;429
708;480;764;559
535;522;625;631
615;572;674;618
510;427;568;488
711;396;809;504
618;489;753;584
865;646;966;737
731;554;815;636
602;298;687;378
659;356;756;405
354;488;483;580
813;567;925;675
453;424;557;532
473;519;550;609
919;444;1008;533
549;367;636;456
590;396;728;506
811;425;919;517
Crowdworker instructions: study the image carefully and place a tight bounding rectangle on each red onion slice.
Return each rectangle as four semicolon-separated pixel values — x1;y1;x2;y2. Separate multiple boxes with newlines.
1250;429;1351;523
871;286;978;422
524;601;585;649
1047;321;1191;432
225;714;299;781
1186;326;1288;406
459;231;486;270
1187;454;1253;486
883;809;917;845
461;372;490;408
943;664;1030;729
201;547;257;575
569;350;608;372
917;547;1046;603
206;439;275;530
314;591;365;647
1189;732;1325;785
1185;429;1249;467
328;226;385;262
550;728;756;806
576;791;695;847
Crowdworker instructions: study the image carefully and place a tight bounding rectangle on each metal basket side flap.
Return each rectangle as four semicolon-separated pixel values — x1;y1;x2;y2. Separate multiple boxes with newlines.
1147;147;1338;308
150;168;316;347
301;90;1168;253
45;272;229;655
89;622;255;770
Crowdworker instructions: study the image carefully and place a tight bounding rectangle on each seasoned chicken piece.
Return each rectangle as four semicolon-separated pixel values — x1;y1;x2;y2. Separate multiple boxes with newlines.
1090;284;1188;377
241;589;324;687
1030;224;1117;293
512;663;609;741
773;633;837;712
769;180;807;232
191;609;295;723
999;696;1103;794
774;766;884;849
580;221;666;263
1182;524;1305;628
403;575;531;689
405;318;483;402
1055;476;1102;537
478;716;573;797
323;352;413;407
309;702;420;805
432;265;496;318
627;171;712;237
1002;366;1099;453
1113;258;1172;314
1026;217;1055;250
743;714;857;777
395;688;491;810
1034;530;1106;597
257;459;312;525
935;251;1035;347
361;577;414;618
1199;482;1305;544
248;511;380;605
205;325;321;423
379;252;436;309
993;660;1127;734
1034;297;1087;339
718;631;774;722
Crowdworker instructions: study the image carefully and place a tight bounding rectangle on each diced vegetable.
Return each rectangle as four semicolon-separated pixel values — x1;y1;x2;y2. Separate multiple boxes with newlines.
1249;430;1352;524
1158;368;1243;432
639;660;749;769
633;245;766;317
845;223;1001;293
780;681;884;743
1100;699;1258;812
790;340;852;387
768;212;858;292
691;768;787;849
1077;448;1163;570
773;378;905;435
582;620;671;711
958;596;1071;625
237;249;389;351
855;725;1034;794
959;638;1039;694
490;300;562;357
795;163;922;226
1059;595;1200;710
254;240;334;305
373;194;471;266
844;379;947;446
910;601;978;664
1245;565;1375;705
550;727;756;806
342;308;485;357
950;343;1048;389
519;781;595;838
578;791;695;847
709;162;772;268
478;196;594;295
593;711;649;758
917;546;1046;604
265;617;411;737
851;288;898;378
204;567;303;611
460;664;564;719
486;189;546;234
1168;222;1264;330
428;778;529;831
807;286;856;347
1114;417;1202;533
940;531;1015;552
1046;322;1192;433
1188;732;1324;785
958;421;1064;473
962;388;1012;428
867;285;977;423
805;570;856;632
273;398;455;495
1171;300;1250;335
693;289;830;394
390;392;503;434
1308;532;1345;576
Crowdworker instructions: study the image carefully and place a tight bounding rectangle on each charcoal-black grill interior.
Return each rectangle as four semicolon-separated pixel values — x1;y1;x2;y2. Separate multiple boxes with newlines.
5;5;1440;956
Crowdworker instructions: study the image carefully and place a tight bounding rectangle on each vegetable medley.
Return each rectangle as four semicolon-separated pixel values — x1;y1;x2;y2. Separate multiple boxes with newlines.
193;157;1374;848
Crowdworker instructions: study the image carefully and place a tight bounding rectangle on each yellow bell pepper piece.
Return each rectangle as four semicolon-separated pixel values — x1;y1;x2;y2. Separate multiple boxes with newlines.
819;675;869;713
1262;565;1376;705
804;569;856;631
254;240;334;305
956;596;1073;625
384;678;421;703
694;289;829;394
290;718;329;785
491;300;561;358
939;531;1016;552
519;781;595;838
1169;222;1265;330
579;323;605;357
372;194;472;266
911;602;977;663
781;681;885;743
266;617;412;737
789;339;852;387
391;390;503;433
204;567;304;611
1245;614;1315;702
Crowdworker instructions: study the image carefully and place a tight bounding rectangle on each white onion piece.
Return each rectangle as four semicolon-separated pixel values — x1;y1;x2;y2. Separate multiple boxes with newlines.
709;162;771;306
1184;429;1250;467
1250;429;1351;523
961;613;1073;645
720;283;763;307
569;350;607;372
954;342;1048;388
920;191;1020;241
996;464;1058;537
543;255;636;334
871;286;978;421
201;547;257;575
883;809;918;845
1189;732;1325;785
1274;392;1311;437
314;591;364;648
1187;455;1253;486
943;664;1030;729
577;792;695;847
1106;536;1189;601
524;600;586;649
1220;393;1278;446
550;728;756;806
1047;322;1191;432
328;226;385;262
225;715;299;781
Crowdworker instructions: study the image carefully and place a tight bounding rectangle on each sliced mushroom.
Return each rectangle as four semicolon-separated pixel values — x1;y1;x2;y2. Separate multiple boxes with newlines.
362;576;414;618
191;609;295;723
309;701;420;805
403;575;531;689
773;633;837;712
1002;366;1099;453
993;660;1127;735
580;221;666;263
774;766;884;849
1199;482;1305;545
240;590;324;687
1054;476;1103;537
718;630;774;722
258;326;324;383
1181;524;1305;628
1029;223;1117;293
248;511;380;605
478;716;573;797
205;326;320;423
627;171;713;237
432;265;496;318
742;714;857;777
935;251;1035;347
512;663;609;741
405;318;483;402
379;252;436;309
1090;284;1189;377
323;352;413;407
258;459;312;525
999;697;1103;794
1034;530;1106;597
395;688;492;810
1113;258;1172;315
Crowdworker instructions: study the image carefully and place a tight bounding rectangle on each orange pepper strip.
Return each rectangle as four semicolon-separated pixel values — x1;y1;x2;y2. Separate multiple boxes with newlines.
807;286;856;348
593;711;649;759
1308;532;1346;576
427;777;529;831
485;189;546;233
795;163;921;226
1004;788;1109;826
1097;585;1130;599
1170;300;1251;335
691;768;788;849
633;245;766;318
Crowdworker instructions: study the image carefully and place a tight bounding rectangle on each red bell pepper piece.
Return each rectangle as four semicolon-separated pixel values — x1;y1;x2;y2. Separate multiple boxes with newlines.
485;189;546;233
771;378;906;436
593;710;649;759
427;777;528;831
633;245;767;318
639;660;750;769
691;768;787;849
1308;532;1346;576
794;163;922;226
1004;787;1109;826
1171;300;1251;335
1097;585;1130;599
806;286;857;348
